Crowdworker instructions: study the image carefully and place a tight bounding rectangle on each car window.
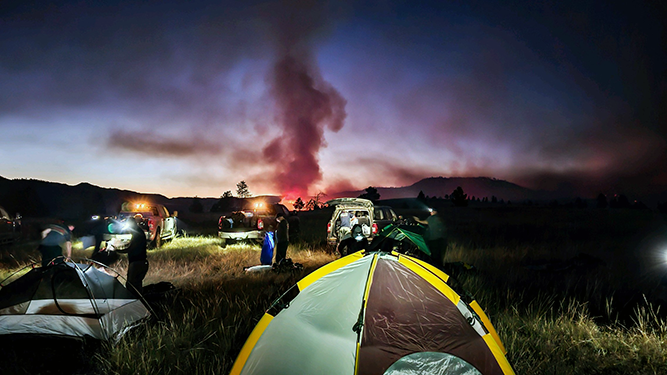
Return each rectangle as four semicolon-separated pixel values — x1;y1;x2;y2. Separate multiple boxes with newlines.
0;208;8;220
374;209;383;220
162;206;170;217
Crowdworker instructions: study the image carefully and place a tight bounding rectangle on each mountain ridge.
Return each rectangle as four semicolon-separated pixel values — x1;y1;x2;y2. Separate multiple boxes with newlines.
332;176;547;202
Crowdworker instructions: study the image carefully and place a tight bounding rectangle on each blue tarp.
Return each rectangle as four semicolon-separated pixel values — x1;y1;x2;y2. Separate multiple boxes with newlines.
261;231;275;265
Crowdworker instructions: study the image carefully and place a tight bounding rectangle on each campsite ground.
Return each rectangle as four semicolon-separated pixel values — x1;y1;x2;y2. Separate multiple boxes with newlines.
2;206;667;374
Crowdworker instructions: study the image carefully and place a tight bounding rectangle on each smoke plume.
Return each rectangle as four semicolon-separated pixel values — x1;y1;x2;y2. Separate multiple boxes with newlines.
261;2;347;200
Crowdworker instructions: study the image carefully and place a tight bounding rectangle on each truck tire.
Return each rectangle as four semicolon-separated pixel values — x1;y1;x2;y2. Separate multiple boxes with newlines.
152;227;162;248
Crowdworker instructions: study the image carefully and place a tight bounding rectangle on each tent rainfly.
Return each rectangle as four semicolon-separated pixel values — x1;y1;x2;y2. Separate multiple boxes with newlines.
231;251;514;375
0;261;150;340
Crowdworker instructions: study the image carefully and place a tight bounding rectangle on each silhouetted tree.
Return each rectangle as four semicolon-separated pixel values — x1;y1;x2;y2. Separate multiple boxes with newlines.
417;190;426;202
222;190;233;198
293;197;305;211
617;194;631;208
358;186;381;202
491;195;498;203
451;186;468;207
236;181;251;198
596;193;608;208
305;192;327;210
305;199;318;211
189;197;203;213
211;196;238;212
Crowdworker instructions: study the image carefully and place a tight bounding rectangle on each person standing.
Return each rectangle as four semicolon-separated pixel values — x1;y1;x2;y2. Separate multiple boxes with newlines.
124;216;148;295
414;208;447;268
274;212;289;264
38;221;73;267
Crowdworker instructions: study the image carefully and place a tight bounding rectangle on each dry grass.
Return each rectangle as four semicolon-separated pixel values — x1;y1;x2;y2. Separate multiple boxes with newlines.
93;237;336;375
3;207;667;374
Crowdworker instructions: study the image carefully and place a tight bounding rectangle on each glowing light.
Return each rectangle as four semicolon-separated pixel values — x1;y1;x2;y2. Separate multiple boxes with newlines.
91;215;100;220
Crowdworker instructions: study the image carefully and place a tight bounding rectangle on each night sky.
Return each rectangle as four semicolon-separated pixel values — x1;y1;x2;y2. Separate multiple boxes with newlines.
1;0;665;199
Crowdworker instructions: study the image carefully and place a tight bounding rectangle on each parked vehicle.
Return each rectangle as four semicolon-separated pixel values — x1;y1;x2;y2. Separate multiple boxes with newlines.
218;200;296;246
373;205;400;232
104;203;177;248
0;206;21;245
325;198;399;249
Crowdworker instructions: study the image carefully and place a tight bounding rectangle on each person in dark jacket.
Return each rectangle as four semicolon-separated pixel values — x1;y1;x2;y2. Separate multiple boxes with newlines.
124;216;148;295
274;212;289;264
414;208;447;268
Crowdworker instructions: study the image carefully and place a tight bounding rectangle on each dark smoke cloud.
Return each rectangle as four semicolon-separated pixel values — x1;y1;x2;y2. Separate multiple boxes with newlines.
260;2;347;199
107;130;223;157
0;2;269;125
382;16;667;197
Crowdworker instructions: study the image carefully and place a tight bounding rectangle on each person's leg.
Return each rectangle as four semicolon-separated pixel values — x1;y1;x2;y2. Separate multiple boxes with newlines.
127;261;149;295
428;240;444;269
275;242;288;264
39;245;61;267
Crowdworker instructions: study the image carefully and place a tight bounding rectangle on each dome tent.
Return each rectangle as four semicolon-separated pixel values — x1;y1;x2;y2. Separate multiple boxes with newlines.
0;259;150;341
231;251;514;375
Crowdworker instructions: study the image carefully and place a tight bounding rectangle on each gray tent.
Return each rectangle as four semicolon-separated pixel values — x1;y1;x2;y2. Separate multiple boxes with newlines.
0;260;150;340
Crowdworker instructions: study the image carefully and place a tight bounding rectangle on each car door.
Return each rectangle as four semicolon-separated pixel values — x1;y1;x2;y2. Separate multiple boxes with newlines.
160;206;176;237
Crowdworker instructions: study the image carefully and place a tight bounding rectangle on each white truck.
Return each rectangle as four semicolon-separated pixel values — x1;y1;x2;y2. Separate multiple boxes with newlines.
217;201;294;246
105;203;177;248
0;206;21;245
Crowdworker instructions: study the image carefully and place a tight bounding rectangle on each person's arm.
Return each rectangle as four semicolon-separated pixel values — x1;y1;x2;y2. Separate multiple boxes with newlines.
413;216;428;225
65;241;72;258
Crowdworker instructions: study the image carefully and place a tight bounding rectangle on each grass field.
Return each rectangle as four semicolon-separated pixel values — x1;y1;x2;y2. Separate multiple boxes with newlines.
2;207;667;374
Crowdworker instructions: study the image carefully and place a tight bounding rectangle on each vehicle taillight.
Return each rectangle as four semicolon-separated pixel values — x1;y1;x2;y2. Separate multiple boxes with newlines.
327;222;331;233
257;218;264;230
148;218;154;229
218;217;223;227
372;223;378;235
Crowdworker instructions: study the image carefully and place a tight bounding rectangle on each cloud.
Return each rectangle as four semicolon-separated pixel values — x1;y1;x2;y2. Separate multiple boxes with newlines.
106;130;223;157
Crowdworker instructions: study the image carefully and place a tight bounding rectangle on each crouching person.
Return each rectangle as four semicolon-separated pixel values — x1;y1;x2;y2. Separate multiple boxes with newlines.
39;221;73;267
125;216;148;296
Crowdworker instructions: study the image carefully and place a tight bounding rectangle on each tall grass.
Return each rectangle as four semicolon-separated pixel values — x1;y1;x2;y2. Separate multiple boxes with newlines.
3;229;667;374
94;237;336;374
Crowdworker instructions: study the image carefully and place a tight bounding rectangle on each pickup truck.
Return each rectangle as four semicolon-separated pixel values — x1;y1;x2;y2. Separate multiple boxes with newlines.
0;206;21;245
218;201;296;246
104;203;177;248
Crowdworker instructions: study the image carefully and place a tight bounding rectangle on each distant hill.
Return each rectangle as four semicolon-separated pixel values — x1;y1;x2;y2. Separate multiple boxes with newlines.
332;177;545;202
0;175;572;220
0;176;280;220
